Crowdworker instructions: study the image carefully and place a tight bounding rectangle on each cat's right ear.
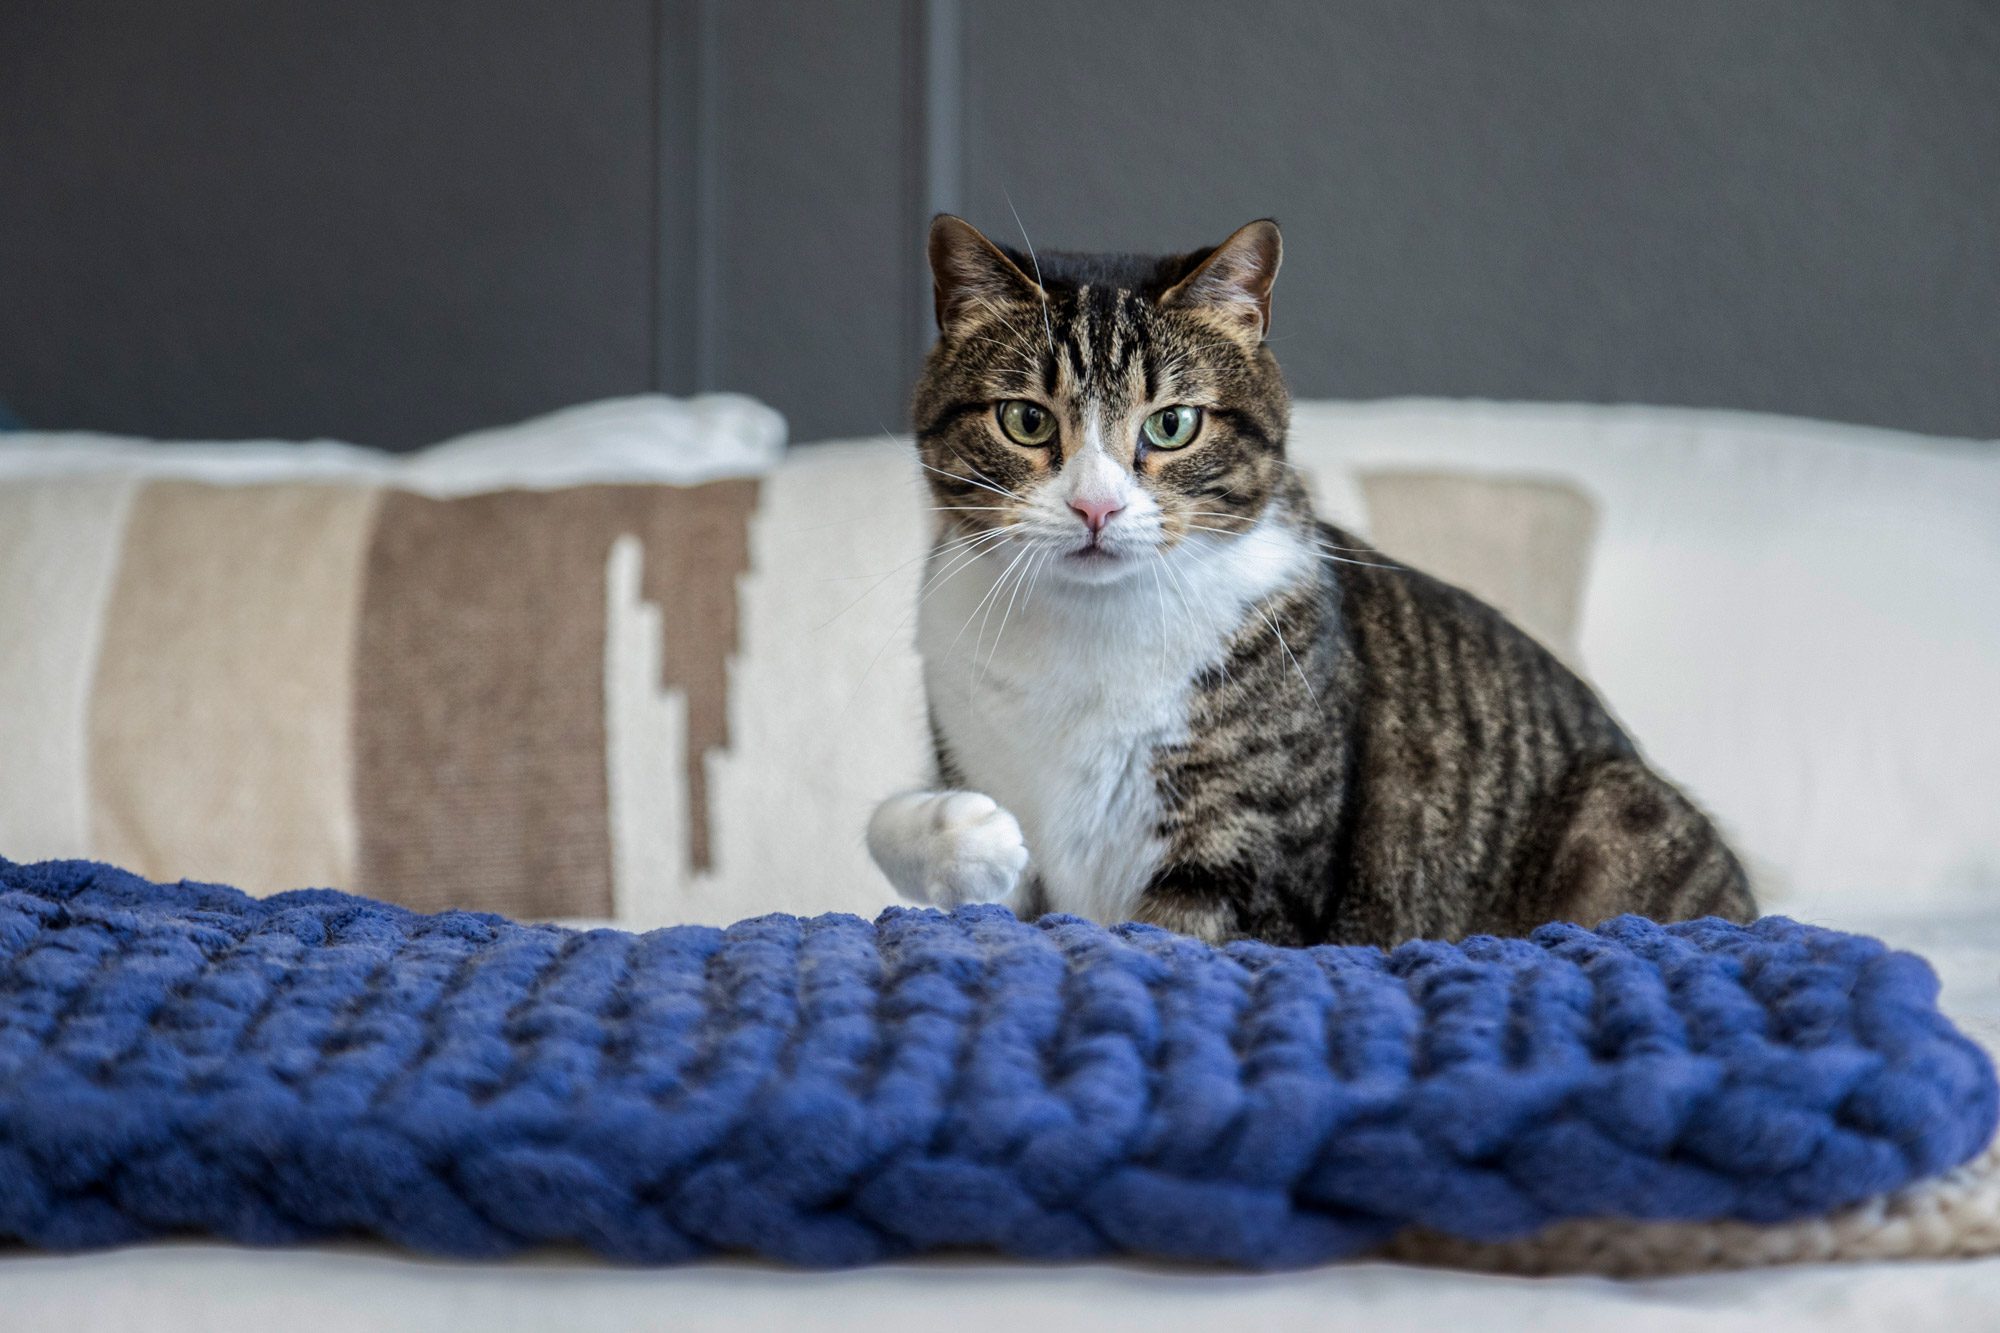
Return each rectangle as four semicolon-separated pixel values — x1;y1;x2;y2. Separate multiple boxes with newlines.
928;215;1045;333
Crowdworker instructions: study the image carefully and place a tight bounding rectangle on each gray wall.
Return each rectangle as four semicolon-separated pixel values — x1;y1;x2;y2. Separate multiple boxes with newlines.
3;1;1997;448
957;1;2000;440
1;1;659;448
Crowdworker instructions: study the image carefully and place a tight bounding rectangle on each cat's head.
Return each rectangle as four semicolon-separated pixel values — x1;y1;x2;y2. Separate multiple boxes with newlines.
911;215;1293;587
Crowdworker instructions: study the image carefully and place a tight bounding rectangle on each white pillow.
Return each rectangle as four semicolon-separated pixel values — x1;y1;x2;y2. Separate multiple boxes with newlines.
1288;399;2000;920
0;394;787;923
0;393;784;492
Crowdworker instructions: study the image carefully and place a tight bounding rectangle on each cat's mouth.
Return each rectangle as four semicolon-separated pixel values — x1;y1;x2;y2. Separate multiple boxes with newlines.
1054;536;1148;585
1065;537;1137;570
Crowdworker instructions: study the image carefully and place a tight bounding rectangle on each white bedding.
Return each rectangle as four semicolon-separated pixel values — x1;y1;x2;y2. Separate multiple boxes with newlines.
4;1242;1999;1333
3;397;1996;1328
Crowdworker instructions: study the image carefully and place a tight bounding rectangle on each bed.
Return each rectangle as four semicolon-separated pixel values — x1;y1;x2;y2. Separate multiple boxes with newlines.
1;395;1996;1329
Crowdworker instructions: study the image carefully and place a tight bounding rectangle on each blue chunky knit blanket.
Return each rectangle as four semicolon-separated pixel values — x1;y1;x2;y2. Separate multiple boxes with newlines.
0;858;1992;1268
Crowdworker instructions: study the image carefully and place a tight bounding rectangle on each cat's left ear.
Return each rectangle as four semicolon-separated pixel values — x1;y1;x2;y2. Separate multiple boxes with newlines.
1161;219;1283;342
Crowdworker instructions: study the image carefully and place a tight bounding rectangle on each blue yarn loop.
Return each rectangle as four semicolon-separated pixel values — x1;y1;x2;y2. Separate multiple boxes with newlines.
0;858;1991;1268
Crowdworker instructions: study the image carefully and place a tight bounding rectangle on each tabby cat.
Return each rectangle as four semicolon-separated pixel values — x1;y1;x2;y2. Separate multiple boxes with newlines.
867;215;1754;946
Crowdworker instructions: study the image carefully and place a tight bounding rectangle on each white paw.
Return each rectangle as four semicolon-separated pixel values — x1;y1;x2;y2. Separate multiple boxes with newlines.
872;791;1029;908
921;793;1028;907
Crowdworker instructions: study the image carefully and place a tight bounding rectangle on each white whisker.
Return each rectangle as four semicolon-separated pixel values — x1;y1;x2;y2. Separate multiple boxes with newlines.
1179;512;1380;555
955;542;1035;682
919;459;1019;503
1145;554;1172;672
918;527;1021;598
836;528;1025;716
1159;550;1226;688
942;441;1025;500
1253;601;1318;706
1181;523;1404;571
812;523;1019;632
1002;187;1059;361
980;544;1048;685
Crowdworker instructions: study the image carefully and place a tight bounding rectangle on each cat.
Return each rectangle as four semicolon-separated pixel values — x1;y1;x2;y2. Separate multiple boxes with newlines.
867;214;1755;947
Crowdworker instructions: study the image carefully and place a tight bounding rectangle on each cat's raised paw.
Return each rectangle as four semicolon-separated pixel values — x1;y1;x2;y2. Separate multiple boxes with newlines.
918;792;1029;906
867;789;1029;909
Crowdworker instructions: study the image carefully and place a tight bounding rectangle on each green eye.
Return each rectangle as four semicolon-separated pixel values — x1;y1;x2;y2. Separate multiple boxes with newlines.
997;400;1057;446
1142;405;1202;450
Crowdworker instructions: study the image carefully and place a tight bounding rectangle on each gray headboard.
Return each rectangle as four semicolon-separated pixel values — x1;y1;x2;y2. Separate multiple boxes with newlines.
4;1;1996;449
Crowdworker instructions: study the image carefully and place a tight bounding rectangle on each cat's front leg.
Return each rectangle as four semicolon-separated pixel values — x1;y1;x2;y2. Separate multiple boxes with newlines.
867;790;1030;909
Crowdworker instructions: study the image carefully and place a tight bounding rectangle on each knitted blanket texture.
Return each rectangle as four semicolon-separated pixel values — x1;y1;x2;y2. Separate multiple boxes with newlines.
0;858;1991;1268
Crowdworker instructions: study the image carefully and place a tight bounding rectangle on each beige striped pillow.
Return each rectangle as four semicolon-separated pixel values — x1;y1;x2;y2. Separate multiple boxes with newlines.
0;418;1596;926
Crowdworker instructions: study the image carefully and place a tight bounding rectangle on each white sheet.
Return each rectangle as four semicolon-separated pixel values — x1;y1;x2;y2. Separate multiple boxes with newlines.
3;1225;1995;1333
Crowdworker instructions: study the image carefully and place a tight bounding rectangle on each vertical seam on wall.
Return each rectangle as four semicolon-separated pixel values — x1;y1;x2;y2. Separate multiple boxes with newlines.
694;0;721;392
902;0;925;379
924;0;963;222
647;0;663;393
908;0;963;383
651;0;700;395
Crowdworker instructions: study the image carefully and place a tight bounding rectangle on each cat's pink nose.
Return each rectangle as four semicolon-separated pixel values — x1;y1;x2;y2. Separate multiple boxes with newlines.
1069;496;1125;534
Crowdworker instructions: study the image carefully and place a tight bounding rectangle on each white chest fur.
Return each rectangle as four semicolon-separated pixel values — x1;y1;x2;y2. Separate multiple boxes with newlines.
917;516;1310;924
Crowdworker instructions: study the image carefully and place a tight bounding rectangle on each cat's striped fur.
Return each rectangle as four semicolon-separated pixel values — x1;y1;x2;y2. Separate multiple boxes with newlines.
867;215;1753;946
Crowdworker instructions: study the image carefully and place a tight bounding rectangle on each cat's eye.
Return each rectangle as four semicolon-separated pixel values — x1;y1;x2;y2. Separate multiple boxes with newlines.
997;400;1057;447
1142;405;1203;450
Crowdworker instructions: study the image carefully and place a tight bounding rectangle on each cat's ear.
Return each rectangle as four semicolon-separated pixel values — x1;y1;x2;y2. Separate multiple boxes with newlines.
1160;219;1283;341
928;214;1045;332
